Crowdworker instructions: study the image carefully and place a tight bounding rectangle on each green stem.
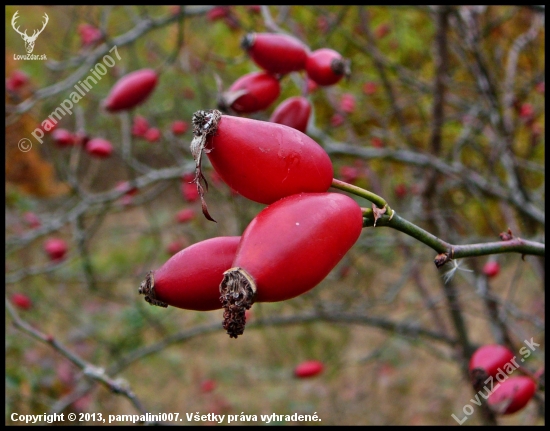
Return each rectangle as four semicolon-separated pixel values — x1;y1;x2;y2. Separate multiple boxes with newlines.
338;180;545;260
331;178;393;215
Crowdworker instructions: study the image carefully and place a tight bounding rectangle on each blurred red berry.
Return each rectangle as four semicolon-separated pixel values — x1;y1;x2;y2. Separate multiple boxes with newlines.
132;115;149;137
488;376;537;415
115;181;138;196
182;182;199;203
247;5;261;14
144;127;161;143
483;261;500;278
52;128;76;147
182;172;195;183
171;120;188;135
519;103;535;120
340;93;356;113
200;379;217;393
371;137;384;148
374;23;391;39
394;183;407;199
245;309;252;322
307;78;319;94
294;360;324;378
166;239;188;255
6;70;29;92
44;238;68;262
331;113;345;127
23;211;41;229
103;69;158;112
86;138;113;158
317;16;330;33
176;208;195;223
363;81;377;95
78;23;102;47
207;6;230;21
12;293;32;310
339;165;360;184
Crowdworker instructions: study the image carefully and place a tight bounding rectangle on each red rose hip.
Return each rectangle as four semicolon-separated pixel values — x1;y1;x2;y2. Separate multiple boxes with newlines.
294;360;324;378
469;344;515;390
241;32;309;75
219;192;363;338
52;128;76;147
86;138;113;158
268;96;311;133
219;71;280;114
11;293;33;310
139;236;240;311
306;48;350;86
483;261;500;278
190;110;333;220
103;68;158;112
44;238;68;262
488;376;536;415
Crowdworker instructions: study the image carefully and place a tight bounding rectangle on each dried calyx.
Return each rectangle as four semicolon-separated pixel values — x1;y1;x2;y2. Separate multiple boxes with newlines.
190;109;223;222
138;271;168;307
470;368;489;392
331;57;351;79
240;33;255;50
219;267;257;338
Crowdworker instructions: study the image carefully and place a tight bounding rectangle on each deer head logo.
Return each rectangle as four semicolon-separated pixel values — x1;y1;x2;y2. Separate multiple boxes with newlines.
11;10;49;54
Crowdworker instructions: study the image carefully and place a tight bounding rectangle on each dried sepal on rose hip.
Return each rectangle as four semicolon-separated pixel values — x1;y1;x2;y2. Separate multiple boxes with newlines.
189;109;333;221
469;344;515;391
139;236;240;310
219;192;363;338
241;32;309;75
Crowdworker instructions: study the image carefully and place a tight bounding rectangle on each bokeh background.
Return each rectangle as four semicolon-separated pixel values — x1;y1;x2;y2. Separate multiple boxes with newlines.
5;5;544;425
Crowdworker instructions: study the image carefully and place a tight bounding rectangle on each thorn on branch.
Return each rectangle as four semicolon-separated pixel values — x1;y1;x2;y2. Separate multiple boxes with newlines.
371;203;387;227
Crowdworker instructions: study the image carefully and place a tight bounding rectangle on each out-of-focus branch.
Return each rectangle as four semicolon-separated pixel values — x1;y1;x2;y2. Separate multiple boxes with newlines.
5;298;152;419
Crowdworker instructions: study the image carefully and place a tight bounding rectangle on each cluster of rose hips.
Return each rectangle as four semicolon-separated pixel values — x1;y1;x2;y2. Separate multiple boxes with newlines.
138;109;363;338
469;344;539;416
218;32;349;133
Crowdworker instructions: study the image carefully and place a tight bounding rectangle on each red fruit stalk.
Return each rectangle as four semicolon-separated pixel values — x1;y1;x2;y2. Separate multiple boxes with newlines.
306;48;350;86
241;32;309;75
219;192;363;338
103;68;158;112
139;236;240;311
219;71;280;114
190;110;333;221
469;345;515;391
488;376;536;415
294;360;324;378
268;96;311;133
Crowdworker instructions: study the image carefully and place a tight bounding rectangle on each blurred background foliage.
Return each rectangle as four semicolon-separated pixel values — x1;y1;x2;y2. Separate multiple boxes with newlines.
5;5;544;425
